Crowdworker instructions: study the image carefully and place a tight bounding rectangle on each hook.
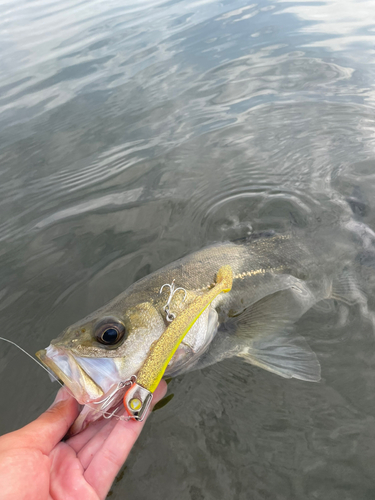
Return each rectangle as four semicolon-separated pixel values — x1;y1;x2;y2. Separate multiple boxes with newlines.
159;279;187;322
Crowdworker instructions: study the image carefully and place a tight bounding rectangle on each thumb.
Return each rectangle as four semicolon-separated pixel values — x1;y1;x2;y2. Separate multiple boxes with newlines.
4;387;80;455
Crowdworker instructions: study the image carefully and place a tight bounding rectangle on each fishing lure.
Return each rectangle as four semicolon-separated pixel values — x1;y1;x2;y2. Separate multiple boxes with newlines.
123;265;233;420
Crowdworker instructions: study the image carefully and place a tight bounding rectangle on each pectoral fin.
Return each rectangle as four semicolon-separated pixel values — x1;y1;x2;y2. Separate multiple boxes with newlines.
189;279;320;382
235;287;320;382
236;283;320;382
238;333;320;381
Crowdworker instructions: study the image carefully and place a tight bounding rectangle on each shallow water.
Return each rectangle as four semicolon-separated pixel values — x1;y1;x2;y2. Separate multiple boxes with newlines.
1;0;375;498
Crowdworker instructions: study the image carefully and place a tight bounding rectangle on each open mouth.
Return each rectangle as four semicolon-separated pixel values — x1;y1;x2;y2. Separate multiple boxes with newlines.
36;347;133;434
36;346;122;404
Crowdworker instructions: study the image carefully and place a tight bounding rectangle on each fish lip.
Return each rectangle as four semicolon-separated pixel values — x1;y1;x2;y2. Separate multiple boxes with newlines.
37;347;130;435
36;347;104;404
35;349;70;386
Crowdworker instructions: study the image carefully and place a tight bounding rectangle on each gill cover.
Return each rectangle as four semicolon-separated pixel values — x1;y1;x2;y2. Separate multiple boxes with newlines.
123;265;233;420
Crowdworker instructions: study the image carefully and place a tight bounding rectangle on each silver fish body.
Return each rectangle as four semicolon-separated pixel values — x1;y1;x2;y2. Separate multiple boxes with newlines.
37;231;362;433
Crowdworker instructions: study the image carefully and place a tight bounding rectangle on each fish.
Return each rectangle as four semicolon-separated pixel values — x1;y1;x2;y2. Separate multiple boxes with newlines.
36;231;364;434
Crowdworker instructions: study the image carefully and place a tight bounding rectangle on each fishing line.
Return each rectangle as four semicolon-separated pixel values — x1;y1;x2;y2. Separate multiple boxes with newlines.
0;337;63;386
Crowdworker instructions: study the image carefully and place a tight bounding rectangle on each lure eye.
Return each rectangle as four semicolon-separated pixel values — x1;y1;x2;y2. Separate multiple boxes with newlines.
95;318;126;346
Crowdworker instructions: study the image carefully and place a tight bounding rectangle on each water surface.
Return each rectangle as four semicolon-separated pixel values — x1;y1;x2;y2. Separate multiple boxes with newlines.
1;0;375;498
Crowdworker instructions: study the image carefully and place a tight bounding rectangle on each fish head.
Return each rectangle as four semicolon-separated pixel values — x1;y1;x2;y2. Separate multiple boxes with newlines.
36;291;218;433
37;301;166;404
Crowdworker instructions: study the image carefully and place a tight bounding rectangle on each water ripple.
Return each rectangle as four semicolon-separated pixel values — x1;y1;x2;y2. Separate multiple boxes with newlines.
2;1;375;497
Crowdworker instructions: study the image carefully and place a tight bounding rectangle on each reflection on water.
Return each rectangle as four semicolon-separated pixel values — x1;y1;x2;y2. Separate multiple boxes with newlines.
1;0;375;498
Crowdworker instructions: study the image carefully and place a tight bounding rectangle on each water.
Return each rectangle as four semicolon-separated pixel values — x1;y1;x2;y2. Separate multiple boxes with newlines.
1;0;375;497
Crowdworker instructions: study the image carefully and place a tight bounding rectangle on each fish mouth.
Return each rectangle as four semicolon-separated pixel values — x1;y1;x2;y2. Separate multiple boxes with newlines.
36;346;131;435
35;342;199;406
36;346;121;405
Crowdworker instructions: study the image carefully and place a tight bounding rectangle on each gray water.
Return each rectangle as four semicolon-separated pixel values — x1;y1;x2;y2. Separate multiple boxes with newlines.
1;0;375;498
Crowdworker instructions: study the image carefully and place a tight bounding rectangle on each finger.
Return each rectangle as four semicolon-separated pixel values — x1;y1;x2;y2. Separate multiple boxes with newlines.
0;388;80;455
67;415;112;453
73;379;169;463
81;381;166;474
84;380;167;499
77;417;118;469
69;376;170;455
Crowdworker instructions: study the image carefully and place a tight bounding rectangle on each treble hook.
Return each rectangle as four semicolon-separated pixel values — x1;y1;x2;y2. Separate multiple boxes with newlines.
159;279;187;322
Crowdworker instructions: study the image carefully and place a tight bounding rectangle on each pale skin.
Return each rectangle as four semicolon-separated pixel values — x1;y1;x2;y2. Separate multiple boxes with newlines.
0;381;167;500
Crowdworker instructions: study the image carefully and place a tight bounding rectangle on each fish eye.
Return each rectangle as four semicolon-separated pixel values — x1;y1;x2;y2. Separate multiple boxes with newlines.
95;318;126;346
101;328;119;344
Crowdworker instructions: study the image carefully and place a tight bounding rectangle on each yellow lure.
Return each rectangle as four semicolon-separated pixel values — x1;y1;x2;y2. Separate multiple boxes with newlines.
136;265;233;393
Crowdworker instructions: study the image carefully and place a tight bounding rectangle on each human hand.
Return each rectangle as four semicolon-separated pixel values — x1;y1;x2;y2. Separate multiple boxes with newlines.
0;381;167;500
